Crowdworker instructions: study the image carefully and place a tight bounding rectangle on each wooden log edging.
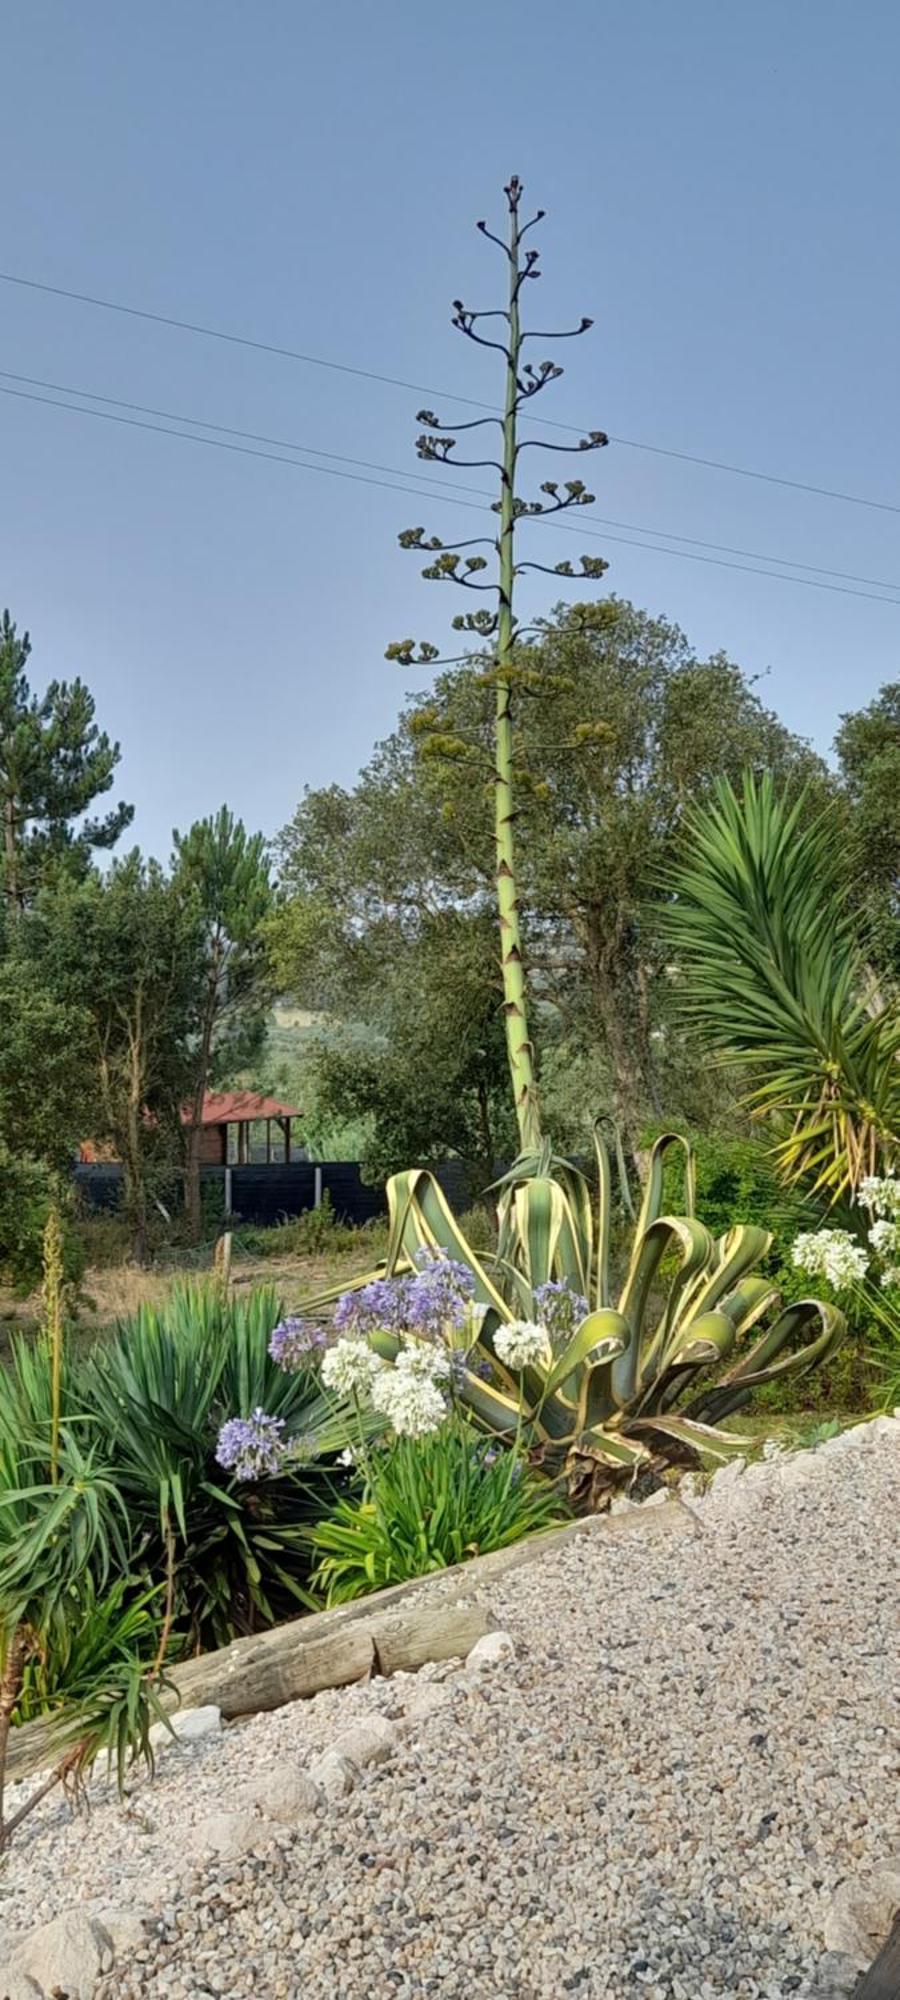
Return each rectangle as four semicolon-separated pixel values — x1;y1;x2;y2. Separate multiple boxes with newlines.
6;1497;697;1785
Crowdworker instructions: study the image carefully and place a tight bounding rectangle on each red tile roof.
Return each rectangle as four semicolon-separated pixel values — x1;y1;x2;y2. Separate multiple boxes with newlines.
190;1091;301;1127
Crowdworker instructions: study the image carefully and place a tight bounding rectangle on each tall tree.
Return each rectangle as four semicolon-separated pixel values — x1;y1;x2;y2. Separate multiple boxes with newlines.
23;856;203;1260
0;610;132;914
386;177;608;1152
834;681;900;983
277;600;823;1153
171;808;273;1241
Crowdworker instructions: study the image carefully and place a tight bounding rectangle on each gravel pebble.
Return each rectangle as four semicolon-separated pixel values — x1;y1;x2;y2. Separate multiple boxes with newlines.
2;1421;898;1999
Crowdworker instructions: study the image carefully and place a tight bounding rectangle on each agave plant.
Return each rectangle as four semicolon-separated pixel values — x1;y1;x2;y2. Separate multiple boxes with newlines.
301;1132;845;1504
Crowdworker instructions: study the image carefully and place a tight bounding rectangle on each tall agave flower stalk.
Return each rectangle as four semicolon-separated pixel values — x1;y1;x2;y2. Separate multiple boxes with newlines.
387;178;609;1151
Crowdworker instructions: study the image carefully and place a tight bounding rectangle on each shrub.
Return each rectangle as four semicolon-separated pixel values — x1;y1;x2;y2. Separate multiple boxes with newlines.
309;1416;567;1604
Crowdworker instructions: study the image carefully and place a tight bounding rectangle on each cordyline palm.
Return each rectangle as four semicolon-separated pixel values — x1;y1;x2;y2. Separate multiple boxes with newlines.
664;772;900;1202
386;177;609;1151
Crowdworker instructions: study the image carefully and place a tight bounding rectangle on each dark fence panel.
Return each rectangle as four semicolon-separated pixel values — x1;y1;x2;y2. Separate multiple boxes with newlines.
74;1160;485;1229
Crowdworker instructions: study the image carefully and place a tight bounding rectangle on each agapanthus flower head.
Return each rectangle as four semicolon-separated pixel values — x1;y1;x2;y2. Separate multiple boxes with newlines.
868;1217;900;1262
493;1319;552;1372
321;1336;386;1398
333;1277;413;1337
404;1247;476;1338
371;1367;448;1438
216;1408;287;1482
534;1278;589;1344
396;1338;451;1381
858;1176;900;1220
791;1229;869;1293
269;1317;328;1370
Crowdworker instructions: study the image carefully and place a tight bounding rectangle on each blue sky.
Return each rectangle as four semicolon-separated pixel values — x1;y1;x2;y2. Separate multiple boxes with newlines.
2;1;898;858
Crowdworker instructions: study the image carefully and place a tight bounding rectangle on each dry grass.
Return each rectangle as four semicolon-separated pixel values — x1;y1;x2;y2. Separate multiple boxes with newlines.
0;1234;384;1361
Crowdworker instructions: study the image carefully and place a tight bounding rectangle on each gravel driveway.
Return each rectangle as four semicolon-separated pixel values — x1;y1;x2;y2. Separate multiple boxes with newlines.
3;1421;898;1999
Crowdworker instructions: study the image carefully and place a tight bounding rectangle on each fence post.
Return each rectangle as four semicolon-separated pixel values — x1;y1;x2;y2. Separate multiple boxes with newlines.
314;1165;323;1210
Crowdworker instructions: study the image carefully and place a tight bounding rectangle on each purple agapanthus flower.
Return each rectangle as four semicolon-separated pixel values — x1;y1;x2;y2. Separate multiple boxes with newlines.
405;1247;476;1338
534;1278;588;1344
215;1408;287;1482
269;1317;328;1370
333;1276;414;1337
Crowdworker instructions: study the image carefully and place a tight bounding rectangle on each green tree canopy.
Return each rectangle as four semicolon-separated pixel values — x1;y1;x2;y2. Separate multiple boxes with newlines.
19;856;203;1259
834;680;899;982
171;807;273;1238
275;598;825;1154
0;610;132;913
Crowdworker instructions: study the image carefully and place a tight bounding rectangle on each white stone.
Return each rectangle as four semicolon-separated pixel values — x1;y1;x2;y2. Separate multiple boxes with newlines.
465;1629;515;1668
711;1455;747;1491
1;1973;45;2000
148;1703;222;1751
330;1715;396;1770
823;1864;900;1968
399;1680;454;1725
241;1768;323;1823
640;1488;669;1508
610;1495;639;1514
9;1910;110;1999
188;1808;262;1858
87;1902;153;1956
308;1750;358;1799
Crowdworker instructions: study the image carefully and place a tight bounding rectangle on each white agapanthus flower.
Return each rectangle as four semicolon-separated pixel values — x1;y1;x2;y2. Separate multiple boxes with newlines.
791;1229;869;1292
868;1217;900;1261
321;1337;386;1398
858;1176;900;1220
395;1338;451;1381
493;1319;552;1372
371;1368;448;1438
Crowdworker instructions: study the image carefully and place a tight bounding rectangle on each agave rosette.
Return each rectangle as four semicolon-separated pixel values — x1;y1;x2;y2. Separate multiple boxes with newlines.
300;1132;845;1499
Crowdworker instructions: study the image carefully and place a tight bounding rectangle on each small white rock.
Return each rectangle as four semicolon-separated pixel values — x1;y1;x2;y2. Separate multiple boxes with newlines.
330;1715;396;1770
148;1703;222;1752
241;1768;323;1823
399;1681;454;1725
465;1629;515;1669
308;1750;358;1799
1;1972;45;2000
188;1809;261;1858
10;1910;110;2000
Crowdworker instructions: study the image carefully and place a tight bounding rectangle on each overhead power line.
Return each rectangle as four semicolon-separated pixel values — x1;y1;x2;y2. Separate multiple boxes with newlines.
2;268;899;519
3;379;899;609
3;365;899;598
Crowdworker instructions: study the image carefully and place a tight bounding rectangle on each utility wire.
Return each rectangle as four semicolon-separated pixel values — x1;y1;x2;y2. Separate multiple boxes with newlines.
2;268;899;520
3;379;899;609
3;365;899;597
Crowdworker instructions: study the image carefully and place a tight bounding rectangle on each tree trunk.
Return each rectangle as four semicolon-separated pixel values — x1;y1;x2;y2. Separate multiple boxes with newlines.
2;794;19;918
185;946;221;1244
588;943;657;1168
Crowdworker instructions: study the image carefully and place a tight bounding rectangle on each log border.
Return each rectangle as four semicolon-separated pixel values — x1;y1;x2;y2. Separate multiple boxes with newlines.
6;1496;697;1783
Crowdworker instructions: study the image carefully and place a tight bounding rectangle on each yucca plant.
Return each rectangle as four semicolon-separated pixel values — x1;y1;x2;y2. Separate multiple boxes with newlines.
79;1281;356;1646
0;1427;168;1848
300;1131;845;1504
664;772;900;1203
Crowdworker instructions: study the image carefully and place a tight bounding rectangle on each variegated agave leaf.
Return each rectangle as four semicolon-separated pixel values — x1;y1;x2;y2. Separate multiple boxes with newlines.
296;1129;845;1505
